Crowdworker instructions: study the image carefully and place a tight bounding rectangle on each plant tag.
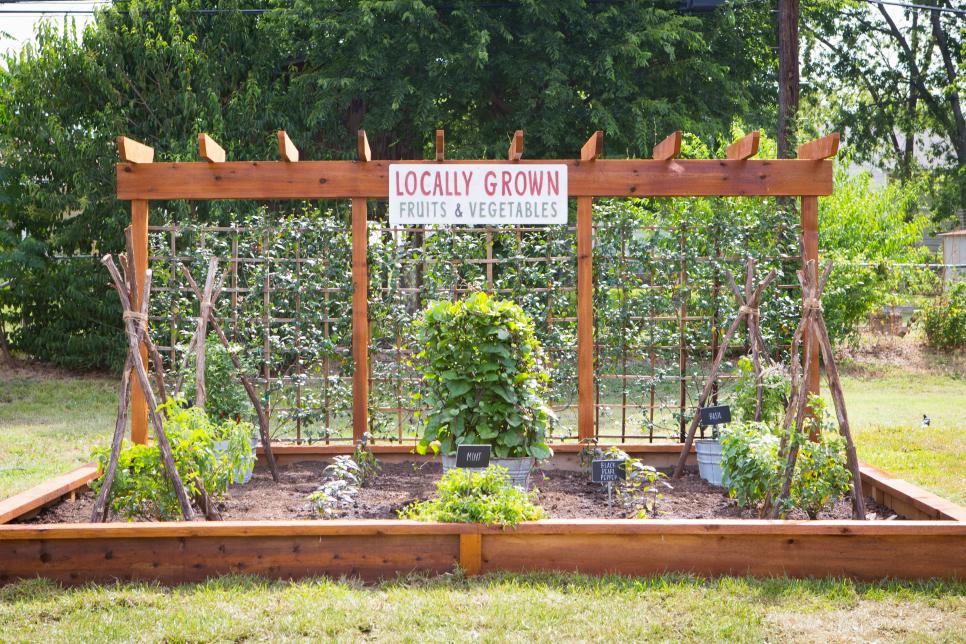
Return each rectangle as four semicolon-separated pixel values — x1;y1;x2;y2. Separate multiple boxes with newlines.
699;405;731;427
591;459;626;483
456;444;491;469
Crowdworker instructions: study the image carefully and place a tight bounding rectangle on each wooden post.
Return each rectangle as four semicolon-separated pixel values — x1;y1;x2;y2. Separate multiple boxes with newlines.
801;195;820;426
577;131;602;442
352;197;369;442
130;199;149;444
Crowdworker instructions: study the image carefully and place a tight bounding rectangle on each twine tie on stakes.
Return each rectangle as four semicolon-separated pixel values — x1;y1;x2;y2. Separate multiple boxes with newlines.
738;305;760;319
803;298;822;313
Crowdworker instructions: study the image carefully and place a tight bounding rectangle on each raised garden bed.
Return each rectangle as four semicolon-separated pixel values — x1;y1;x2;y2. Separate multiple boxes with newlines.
25;461;901;523
1;447;963;585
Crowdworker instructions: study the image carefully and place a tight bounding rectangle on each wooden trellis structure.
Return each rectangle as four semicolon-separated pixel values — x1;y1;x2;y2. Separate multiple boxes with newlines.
115;129;839;446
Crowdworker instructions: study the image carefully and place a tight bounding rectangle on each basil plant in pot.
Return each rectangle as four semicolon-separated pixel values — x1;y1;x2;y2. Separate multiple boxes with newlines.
185;338;257;484
414;293;555;487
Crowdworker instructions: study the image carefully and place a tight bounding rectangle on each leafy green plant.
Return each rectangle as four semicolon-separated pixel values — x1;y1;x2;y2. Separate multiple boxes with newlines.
90;401;244;520
731;356;789;424
352;434;381;487
720;398;853;518
602;447;671;518
184;338;251;421
308;445;380;516
399;465;545;527
720;421;782;508
414;293;554;460
921;283;966;350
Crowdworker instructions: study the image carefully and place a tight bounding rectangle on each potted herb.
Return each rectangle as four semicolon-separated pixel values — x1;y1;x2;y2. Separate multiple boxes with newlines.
186;339;257;483
414;293;554;486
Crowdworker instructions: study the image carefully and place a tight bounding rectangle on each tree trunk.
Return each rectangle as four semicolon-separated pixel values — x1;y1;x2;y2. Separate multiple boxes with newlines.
777;0;800;159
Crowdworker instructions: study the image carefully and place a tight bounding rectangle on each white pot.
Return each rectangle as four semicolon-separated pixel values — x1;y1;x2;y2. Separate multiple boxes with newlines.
695;439;726;487
441;453;535;488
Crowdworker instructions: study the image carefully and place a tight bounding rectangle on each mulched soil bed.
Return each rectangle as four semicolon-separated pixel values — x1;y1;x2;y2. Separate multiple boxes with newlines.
25;461;901;523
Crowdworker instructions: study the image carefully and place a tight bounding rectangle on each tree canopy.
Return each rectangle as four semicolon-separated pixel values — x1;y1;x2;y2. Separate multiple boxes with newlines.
0;0;775;369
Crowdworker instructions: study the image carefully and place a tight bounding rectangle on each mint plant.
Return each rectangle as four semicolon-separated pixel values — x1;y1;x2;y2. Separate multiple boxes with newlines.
399;465;544;527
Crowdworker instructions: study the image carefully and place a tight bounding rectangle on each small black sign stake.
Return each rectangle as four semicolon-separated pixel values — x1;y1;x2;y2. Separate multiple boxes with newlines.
591;459;626;509
456;444;491;489
699;405;732;429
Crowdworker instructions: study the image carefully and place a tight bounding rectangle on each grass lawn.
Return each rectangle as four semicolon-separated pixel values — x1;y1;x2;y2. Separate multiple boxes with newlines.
0;372;116;500
842;374;966;504
0;574;962;641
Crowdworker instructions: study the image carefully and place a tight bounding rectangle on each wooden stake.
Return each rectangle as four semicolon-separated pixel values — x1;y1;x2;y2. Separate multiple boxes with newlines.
101;257;194;520
180;264;280;482
672;259;777;479
130;200;150;444
352;198;369;442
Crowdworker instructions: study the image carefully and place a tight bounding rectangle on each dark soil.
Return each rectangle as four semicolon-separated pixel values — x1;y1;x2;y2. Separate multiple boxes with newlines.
25;461;901;523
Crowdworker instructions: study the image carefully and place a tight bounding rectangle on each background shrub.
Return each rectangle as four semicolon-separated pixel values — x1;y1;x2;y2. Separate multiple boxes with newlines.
921;283;966;350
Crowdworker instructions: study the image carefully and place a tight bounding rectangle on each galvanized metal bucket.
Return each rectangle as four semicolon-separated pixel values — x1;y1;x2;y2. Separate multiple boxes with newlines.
695;439;726;487
442;454;535;488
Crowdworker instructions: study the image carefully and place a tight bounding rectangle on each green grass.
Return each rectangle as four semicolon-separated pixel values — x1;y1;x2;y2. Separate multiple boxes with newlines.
0;574;962;641
0;375;116;499
842;374;966;504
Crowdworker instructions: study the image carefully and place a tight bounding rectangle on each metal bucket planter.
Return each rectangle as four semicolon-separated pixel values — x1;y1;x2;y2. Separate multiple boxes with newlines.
213;438;257;485
442;454;535;488
695;439;726;487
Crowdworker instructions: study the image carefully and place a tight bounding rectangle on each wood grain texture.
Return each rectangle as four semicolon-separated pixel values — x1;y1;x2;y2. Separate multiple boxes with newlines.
726;131;761;160
436;130;445;161
116;136;154;164
198;133;226;163
0;521;961;585
652;131;682;160
798;132;840;160
576;195;594;441
129;200;149;445
801;196;821;407
0;534;459;585
480;531;965;581
581;131;603;161
352;198;369;441
117;159;834;199
357;130;371;162
277;131;299;162
0;465;99;525
459;533;482;575
508;130;524;161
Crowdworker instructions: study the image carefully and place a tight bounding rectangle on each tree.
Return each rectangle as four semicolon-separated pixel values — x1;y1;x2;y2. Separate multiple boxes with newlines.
0;0;775;369
803;1;965;227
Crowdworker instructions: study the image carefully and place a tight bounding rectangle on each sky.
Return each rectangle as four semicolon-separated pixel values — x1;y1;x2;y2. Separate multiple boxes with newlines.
1;1;104;57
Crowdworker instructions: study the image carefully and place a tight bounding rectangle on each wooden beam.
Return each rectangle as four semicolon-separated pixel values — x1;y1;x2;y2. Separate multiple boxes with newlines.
0;464;99;524
508;130;524;161
652;131;682;160
116;136;154;164
117;159;835;200
577;195;594;442
435;130;445;161
130;200;149;445
798;132;840;160
581;131;603;161
352;198;369;442
459;533;482;576
277;130;299;162
801;196;821;427
357;130;371;162
198;133;226;163
727;131;760;160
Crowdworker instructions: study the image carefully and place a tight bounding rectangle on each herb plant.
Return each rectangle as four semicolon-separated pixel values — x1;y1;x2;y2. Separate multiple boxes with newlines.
720;397;852;518
399;465;545;527
414;293;554;460
730;356;789;424
90;401;249;520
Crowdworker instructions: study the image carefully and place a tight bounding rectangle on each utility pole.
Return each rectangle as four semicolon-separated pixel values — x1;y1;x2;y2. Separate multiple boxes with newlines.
777;0;800;159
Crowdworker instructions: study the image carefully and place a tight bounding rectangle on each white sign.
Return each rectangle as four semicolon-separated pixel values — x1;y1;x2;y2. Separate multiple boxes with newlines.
388;164;568;225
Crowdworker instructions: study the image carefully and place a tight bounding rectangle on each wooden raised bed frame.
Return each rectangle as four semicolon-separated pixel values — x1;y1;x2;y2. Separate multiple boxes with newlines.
1;447;963;585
